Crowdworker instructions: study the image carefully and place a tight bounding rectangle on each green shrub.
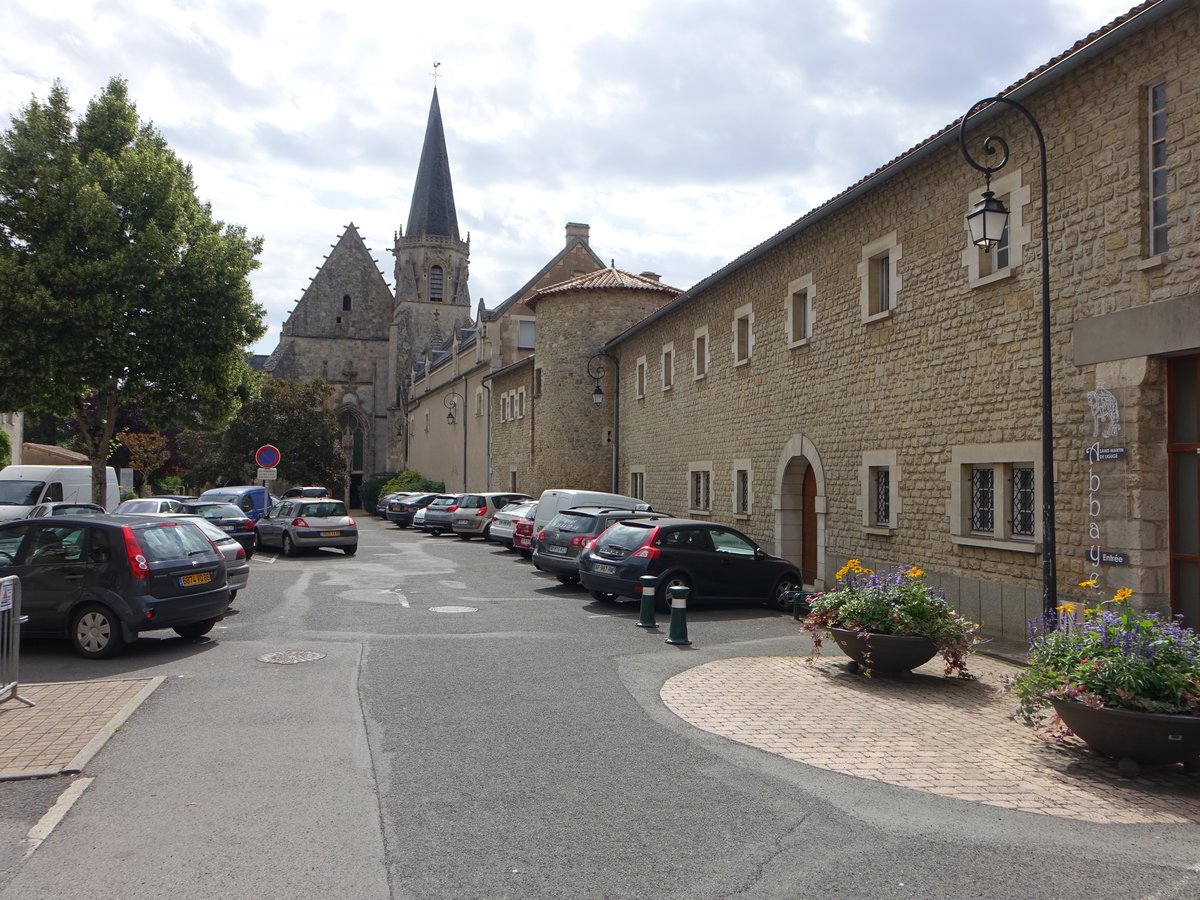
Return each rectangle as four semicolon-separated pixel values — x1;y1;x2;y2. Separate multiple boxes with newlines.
0;428;10;468
359;473;398;513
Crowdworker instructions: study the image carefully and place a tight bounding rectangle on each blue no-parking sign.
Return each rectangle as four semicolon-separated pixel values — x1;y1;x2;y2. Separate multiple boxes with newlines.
255;445;281;468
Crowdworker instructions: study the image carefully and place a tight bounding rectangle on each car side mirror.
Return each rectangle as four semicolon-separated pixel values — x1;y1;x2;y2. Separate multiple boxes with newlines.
755;548;767;560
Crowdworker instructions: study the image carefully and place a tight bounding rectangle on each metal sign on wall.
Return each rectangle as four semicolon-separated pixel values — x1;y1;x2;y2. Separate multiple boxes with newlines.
1082;380;1130;589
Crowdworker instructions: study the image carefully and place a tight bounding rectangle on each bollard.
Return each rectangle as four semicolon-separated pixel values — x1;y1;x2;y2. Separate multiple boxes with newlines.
636;575;659;628
664;584;692;646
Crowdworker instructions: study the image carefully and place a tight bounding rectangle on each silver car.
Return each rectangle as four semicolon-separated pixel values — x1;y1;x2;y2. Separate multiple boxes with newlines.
174;515;249;602
256;499;358;556
487;500;537;547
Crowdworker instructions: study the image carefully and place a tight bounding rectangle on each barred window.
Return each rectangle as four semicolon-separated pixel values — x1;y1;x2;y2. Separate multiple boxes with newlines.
736;469;750;515
1011;466;1036;537
873;467;890;526
690;470;711;511
429;265;444;301
971;467;995;533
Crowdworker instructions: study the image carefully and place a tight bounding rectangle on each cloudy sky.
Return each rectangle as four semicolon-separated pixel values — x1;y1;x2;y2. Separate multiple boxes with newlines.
2;0;1140;354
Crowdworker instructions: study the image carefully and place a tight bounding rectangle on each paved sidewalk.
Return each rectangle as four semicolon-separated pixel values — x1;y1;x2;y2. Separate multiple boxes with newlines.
0;678;163;780
661;653;1200;825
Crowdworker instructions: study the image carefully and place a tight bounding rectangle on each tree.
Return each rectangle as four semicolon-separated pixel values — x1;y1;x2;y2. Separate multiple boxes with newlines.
178;378;346;491
0;78;265;504
119;431;169;496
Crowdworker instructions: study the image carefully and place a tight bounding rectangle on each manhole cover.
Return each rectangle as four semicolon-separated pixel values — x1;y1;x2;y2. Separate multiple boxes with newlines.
429;606;478;614
256;650;327;665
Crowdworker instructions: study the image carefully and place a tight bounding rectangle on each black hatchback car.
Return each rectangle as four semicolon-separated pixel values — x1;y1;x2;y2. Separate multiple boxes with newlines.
577;517;802;612
0;514;230;658
532;506;668;585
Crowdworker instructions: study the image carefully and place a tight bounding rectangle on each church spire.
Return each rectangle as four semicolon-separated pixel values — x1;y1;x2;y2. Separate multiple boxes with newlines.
405;88;460;241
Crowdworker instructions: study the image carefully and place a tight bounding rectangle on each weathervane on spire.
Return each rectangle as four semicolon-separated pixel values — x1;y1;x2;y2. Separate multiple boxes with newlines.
431;61;441;85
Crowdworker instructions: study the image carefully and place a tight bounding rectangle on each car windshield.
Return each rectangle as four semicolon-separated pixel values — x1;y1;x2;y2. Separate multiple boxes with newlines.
0;480;43;506
182;503;244;519
597;522;656;550
547;512;595;534
132;522;214;561
299;501;347;518
54;505;100;515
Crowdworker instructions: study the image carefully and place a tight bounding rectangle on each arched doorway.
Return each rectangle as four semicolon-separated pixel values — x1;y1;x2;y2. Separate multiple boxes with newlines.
775;436;827;590
338;407;367;509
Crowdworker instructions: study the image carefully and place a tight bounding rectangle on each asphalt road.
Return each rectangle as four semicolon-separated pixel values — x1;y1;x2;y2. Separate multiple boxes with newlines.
1;515;1198;899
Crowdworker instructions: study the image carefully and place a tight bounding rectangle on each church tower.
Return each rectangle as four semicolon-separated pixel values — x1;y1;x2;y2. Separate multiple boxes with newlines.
389;89;472;422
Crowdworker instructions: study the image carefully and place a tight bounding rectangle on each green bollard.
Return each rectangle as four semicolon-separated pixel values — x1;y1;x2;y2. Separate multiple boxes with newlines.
665;585;692;645
636;575;658;628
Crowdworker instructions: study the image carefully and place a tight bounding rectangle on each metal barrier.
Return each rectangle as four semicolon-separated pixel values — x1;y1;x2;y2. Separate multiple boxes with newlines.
0;576;35;708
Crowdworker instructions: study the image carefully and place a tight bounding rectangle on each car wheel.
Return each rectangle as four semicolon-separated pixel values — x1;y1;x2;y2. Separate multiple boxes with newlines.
283;534;299;557
229;590;238;604
482;524;492;540
344;545;357;556
772;574;801;612
253;529;263;551
70;603;127;659
173;617;219;639
457;533;473;541
430;528;442;536
519;549;532;560
590;590;618;603
397;522;409;529
555;573;580;586
655;573;692;614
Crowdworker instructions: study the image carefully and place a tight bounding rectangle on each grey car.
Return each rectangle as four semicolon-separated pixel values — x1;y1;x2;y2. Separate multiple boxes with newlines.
532;507;668;584
451;492;532;539
420;495;461;536
170;515;249;602
256;499;358;556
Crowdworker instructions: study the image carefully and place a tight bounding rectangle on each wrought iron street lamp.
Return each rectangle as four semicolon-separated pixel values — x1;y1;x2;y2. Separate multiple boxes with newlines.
444;390;467;490
587;351;619;492
960;95;1057;616
587;353;606;405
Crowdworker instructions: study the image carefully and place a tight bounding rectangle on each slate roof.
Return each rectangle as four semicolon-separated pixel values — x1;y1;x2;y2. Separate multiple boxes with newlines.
405;88;460;241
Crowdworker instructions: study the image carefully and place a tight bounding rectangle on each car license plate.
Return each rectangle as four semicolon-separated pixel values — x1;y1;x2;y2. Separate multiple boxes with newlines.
179;572;212;587
455;519;470;527
547;545;568;555
593;564;616;575
320;530;341;537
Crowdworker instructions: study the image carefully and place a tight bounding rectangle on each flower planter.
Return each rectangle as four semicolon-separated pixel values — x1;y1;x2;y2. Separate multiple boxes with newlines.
827;627;939;675
1048;697;1200;776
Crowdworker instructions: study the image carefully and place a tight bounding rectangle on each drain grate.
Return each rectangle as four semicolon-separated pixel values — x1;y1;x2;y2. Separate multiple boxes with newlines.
429;606;478;614
256;650;327;665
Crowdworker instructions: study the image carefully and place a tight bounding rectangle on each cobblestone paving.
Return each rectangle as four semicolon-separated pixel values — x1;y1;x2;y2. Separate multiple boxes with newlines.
0;679;157;779
660;655;1200;824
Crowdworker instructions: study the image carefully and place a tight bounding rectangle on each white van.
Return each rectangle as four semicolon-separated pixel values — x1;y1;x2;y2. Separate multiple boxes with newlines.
533;488;651;533
0;465;120;521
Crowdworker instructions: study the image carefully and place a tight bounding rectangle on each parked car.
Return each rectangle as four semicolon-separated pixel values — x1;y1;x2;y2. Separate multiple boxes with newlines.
412;506;429;530
26;502;105;518
0;514;230;657
510;504;538;559
385;492;440;528
532;488;650;533
420;495;462;536
197;486;277;522
532;507;669;584
255;498;358;556
0;464;119;521
176;501;257;557
282;486;330;499
376;491;411;518
114;497;184;514
451;492;532;540
488;500;537;548
157;514;249;603
577;517;802;612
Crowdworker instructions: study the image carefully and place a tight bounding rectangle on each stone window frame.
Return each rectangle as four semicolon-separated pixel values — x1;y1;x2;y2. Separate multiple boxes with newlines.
1146;80;1169;261
693;326;709;380
946;442;1041;553
532;366;543;398
514;316;536;350
661;342;675;391
732;459;752;518
785;274;814;348
516;387;526;419
635;356;647;400
960;168;1030;288
858;449;899;535
732;303;754;367
629;468;645;501
688;462;713;514
500;393;510;423
858;232;902;322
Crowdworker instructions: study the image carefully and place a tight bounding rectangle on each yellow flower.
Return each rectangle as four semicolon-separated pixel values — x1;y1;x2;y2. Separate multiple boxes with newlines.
1056;602;1077;614
905;567;924;579
1113;587;1132;602
1078;579;1098;589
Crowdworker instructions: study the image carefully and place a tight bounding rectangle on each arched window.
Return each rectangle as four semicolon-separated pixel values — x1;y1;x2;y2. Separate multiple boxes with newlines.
429;266;444;302
342;294;352;311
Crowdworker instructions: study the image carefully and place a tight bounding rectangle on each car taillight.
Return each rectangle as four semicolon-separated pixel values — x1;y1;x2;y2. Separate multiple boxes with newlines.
122;526;150;580
536;530;546;541
348;517;356;526
631;546;660;559
447;505;459;513
476;505;488;517
570;536;589;547
235;546;246;560
584;538;598;551
238;519;253;531
291;518;310;527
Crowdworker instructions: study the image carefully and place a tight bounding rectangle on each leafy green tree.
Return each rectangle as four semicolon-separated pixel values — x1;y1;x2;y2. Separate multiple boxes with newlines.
0;427;10;468
0;78;265;503
178;378;345;491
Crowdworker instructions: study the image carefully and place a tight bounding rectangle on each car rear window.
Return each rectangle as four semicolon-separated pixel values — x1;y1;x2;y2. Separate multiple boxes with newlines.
299;501;347;517
183;503;244;519
428;497;456;509
547;511;595;534
132;522;214;561
597;521;656;550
